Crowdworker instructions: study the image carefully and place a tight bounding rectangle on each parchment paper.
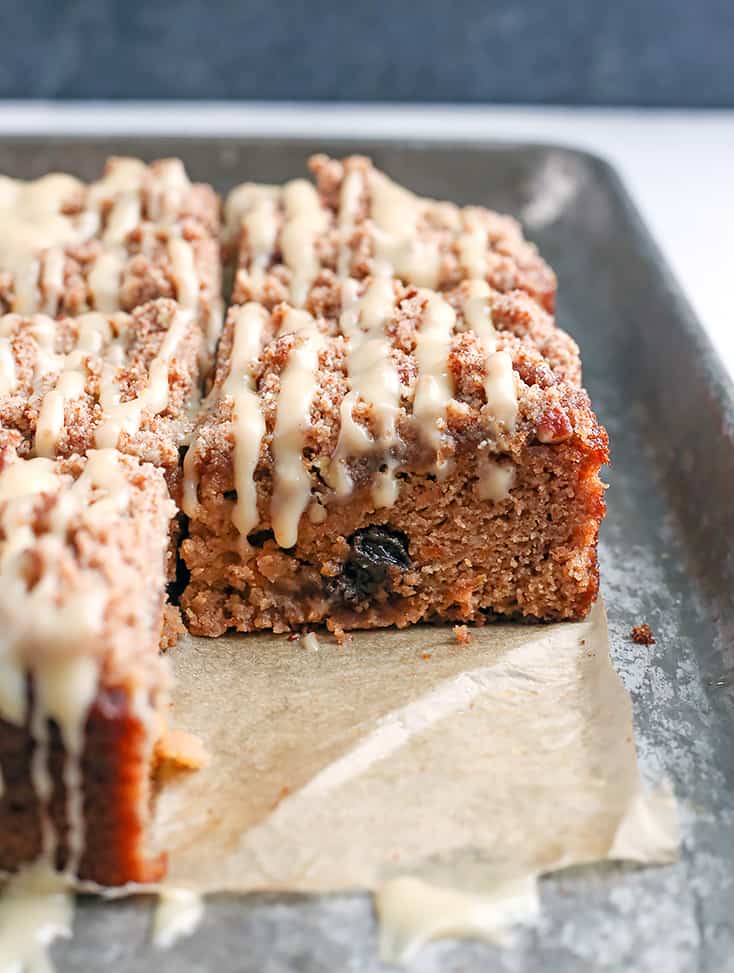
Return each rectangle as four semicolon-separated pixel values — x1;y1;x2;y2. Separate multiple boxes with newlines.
154;601;678;911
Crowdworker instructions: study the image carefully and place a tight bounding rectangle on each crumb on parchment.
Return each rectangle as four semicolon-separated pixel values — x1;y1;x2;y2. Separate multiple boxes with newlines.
155;727;209;770
630;623;656;646
453;624;473;645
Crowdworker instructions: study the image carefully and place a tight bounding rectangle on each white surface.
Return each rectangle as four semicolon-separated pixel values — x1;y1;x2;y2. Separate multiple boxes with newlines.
0;101;731;379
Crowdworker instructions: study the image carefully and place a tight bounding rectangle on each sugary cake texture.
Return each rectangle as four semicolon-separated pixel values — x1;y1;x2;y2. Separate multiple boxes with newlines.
181;276;607;636
0;157;223;352
0;449;174;885
0;298;203;497
226;154;557;313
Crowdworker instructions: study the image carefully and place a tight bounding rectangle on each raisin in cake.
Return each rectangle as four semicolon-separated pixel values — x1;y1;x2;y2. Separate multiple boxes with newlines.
225;154;556;313
0;449;175;886
181;276;606;636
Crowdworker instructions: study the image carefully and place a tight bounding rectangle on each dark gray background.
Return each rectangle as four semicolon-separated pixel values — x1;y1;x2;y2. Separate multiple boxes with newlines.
1;0;733;105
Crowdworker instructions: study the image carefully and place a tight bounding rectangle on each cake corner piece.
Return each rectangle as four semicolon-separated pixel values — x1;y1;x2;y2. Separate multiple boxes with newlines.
0;448;177;886
181;276;607;637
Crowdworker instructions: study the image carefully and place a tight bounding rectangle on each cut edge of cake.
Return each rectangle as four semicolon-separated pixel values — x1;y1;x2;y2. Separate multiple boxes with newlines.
181;276;607;637
0;448;178;886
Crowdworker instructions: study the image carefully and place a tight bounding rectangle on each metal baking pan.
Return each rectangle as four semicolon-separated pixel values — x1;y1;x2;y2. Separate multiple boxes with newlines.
1;137;732;972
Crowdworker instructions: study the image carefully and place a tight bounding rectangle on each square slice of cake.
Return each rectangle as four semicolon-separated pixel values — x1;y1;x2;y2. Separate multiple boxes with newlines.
225;154;556;313
0;298;203;502
181;277;606;637
0;157;223;354
0;448;177;886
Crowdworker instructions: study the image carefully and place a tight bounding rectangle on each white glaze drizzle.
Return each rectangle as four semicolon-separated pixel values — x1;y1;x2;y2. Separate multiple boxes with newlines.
167;236;199;309
227;179;330;306
91;159;202;317
376;875;540;964
34;369;87;459
103;192;142;245
337;167;364;276
457;209;489;280
280;180;329;306
412;291;456;465
459;280;518;432
152;888;204;950
181;303;268;524
0;863;74;972
0;172;95;314
367;170;442;288
0;158;203;319
0;303;195;460
0;311;111;458
87;251;124;313
222;304;268;543
144;158;191;224
96;306;192;449
40;248;66;316
476;455;515;502
484;350;518;432
328;277;403;506
270;308;325;547
181;441;200;520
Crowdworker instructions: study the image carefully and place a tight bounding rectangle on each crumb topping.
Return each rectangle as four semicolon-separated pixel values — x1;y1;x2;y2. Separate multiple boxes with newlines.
0;298;202;478
226;154;556;313
0;157;223;349
184;275;605;553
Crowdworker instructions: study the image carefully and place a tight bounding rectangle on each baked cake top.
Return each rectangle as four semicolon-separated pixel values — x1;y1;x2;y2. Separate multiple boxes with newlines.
0;298;202;479
226;154;556;313
184;276;605;549
0;448;173;728
0;156;223;348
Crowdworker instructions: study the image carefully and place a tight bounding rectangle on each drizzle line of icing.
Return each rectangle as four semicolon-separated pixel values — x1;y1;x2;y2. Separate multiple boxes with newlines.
328;277;403;506
222;305;268;542
0;159;203;318
270;308;325;547
459;280;518;432
96;307;193;449
412;291;456;466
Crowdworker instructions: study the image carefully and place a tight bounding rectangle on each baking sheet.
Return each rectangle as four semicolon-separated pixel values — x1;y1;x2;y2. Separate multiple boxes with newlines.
0;136;730;972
